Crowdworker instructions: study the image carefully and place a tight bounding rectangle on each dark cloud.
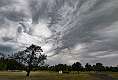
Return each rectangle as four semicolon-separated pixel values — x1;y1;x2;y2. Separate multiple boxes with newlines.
0;0;13;7
0;0;118;65
2;37;13;42
0;44;16;54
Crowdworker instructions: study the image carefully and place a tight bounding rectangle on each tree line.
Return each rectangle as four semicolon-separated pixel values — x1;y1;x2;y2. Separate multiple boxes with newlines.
0;57;118;72
38;62;118;72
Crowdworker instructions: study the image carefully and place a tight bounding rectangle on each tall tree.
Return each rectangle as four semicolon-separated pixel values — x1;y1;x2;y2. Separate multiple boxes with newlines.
11;44;47;76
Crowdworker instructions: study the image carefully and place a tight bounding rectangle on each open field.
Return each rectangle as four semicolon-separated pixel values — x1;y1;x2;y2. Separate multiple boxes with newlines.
0;71;118;80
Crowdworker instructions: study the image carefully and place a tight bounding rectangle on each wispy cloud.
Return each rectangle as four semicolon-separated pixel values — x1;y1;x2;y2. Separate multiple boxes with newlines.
0;0;118;65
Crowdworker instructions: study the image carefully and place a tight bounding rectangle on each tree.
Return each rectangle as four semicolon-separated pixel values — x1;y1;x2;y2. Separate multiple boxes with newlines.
95;63;104;72
11;44;47;76
54;64;68;72
72;62;82;73
6;59;25;70
85;63;92;71
0;57;24;70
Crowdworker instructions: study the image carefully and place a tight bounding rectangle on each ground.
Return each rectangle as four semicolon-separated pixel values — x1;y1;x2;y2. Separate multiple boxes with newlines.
0;71;118;80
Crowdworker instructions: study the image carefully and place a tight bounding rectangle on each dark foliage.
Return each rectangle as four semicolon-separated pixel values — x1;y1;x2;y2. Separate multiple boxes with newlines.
0;51;118;73
0;57;25;70
10;44;47;76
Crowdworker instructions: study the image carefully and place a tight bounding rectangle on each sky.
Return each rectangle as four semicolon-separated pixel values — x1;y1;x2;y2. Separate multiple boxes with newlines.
0;0;118;66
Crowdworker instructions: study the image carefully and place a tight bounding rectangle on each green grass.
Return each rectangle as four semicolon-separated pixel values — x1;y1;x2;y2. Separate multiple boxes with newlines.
106;72;118;79
0;71;118;80
0;71;92;80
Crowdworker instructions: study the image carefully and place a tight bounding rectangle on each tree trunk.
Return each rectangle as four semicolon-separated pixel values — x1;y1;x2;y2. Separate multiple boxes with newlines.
78;71;79;74
26;63;32;77
26;70;30;76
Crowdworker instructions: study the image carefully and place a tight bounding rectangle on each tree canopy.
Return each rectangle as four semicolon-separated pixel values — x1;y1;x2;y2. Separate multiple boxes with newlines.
11;44;47;76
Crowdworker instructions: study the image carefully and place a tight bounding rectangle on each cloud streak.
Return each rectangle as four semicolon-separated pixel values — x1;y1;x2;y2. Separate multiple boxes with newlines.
0;0;118;66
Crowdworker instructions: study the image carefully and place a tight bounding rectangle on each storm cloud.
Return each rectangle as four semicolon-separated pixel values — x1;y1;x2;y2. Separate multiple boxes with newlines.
0;0;118;66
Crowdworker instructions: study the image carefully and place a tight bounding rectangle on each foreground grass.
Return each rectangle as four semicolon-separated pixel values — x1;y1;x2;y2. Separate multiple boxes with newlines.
0;71;92;80
0;71;118;80
106;72;118;79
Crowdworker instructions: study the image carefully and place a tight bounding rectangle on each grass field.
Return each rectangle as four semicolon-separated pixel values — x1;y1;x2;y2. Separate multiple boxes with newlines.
0;71;118;80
